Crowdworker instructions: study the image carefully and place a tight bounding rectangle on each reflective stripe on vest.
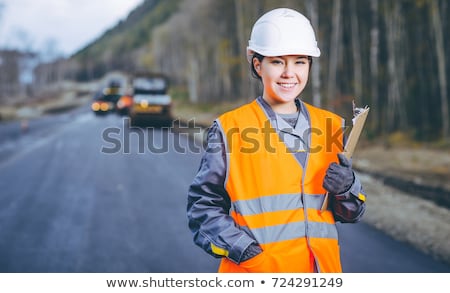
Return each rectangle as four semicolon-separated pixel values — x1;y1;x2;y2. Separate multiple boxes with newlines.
217;99;344;273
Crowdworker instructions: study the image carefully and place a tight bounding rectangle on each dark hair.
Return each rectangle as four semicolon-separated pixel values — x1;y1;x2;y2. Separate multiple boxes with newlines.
250;53;264;80
250;54;313;80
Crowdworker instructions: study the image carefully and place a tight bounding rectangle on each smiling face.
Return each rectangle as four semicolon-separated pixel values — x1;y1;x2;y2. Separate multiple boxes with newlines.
253;55;310;114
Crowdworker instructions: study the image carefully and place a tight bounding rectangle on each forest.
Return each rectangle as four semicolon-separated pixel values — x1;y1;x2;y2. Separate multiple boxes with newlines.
36;0;450;143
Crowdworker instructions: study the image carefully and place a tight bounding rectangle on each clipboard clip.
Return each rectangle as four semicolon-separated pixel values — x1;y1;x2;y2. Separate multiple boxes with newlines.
352;100;369;118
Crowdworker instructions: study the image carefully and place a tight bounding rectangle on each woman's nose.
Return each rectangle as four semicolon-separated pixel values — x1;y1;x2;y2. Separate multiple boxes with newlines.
281;63;295;77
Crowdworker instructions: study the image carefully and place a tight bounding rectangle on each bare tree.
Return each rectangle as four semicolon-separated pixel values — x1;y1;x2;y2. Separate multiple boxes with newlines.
429;0;449;140
306;0;321;107
384;1;407;132
327;0;342;111
234;0;249;100
350;0;363;100
370;0;380;133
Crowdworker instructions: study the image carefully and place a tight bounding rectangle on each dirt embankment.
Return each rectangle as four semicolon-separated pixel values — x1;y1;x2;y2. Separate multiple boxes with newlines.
353;145;450;207
353;145;450;265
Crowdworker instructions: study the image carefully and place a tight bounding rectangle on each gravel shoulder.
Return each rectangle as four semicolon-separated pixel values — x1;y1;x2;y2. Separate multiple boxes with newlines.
353;145;450;265
357;171;450;265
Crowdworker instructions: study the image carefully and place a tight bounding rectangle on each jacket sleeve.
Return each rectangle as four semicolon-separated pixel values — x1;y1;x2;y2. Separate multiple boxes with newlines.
332;175;367;223
187;122;257;264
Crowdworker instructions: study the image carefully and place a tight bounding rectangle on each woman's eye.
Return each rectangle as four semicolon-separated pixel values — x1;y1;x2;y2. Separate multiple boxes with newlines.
271;60;283;65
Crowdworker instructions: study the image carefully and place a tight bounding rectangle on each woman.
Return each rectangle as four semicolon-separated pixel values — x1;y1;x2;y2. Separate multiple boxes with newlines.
187;7;366;273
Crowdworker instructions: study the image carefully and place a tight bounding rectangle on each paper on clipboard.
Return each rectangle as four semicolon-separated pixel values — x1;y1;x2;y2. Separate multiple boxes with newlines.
342;103;370;159
320;102;370;212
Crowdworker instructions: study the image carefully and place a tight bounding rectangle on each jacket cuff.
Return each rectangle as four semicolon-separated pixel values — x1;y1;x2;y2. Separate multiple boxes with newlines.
335;174;363;201
227;234;257;264
240;243;263;262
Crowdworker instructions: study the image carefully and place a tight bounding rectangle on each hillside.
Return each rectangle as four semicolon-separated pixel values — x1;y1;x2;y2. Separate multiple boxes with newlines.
70;0;181;81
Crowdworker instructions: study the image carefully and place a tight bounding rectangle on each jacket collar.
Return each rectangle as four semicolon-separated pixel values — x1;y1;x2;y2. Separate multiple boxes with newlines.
256;96;310;139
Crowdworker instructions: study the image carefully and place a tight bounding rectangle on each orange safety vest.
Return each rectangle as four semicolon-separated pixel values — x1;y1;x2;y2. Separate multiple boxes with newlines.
216;99;343;273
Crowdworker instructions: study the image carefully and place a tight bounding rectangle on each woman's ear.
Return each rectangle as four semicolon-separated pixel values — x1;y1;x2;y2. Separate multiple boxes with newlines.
253;58;261;76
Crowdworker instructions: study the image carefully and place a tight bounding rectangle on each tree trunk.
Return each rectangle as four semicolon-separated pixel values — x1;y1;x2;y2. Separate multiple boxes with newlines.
370;0;380;134
430;0;449;140
350;0;363;100
306;0;321;107
327;0;342;111
188;57;199;103
384;1;407;133
234;0;249;101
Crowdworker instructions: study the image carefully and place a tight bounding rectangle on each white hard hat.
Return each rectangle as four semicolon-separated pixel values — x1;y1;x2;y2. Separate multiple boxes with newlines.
247;8;320;62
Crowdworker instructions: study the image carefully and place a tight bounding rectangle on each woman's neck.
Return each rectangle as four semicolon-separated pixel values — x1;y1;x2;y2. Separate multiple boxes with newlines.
263;97;298;114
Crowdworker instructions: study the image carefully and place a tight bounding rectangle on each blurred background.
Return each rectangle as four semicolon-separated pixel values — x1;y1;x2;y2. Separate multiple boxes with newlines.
0;0;449;273
2;0;449;142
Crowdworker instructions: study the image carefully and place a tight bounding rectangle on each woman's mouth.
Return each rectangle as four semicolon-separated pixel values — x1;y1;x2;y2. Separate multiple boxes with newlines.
278;82;297;89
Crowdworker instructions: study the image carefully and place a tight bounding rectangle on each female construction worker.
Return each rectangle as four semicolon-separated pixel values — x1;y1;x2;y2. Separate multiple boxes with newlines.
187;7;367;273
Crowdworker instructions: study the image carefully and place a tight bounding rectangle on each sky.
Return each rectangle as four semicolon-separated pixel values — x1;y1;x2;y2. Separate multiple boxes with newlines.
0;0;144;58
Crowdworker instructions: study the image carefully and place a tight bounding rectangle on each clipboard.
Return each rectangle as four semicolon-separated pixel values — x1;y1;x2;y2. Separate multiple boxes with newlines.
320;102;370;212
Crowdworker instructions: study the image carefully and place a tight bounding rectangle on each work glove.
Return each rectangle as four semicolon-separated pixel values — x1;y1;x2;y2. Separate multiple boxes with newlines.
322;153;355;197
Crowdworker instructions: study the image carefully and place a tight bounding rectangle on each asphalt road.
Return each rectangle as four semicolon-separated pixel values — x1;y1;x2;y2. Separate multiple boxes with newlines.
0;109;449;273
